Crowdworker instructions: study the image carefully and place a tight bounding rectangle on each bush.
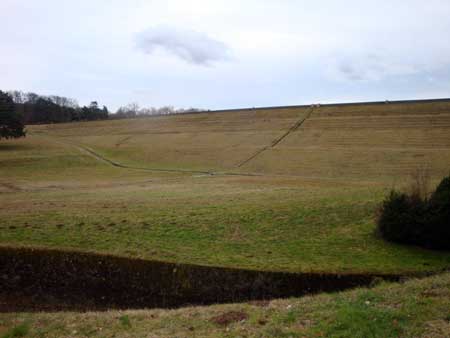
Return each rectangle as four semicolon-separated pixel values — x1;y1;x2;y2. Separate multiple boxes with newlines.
426;176;450;249
377;175;450;250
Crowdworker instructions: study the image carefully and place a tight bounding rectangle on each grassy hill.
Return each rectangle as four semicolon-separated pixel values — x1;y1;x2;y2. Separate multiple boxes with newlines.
2;99;450;337
1;99;450;274
29;99;450;179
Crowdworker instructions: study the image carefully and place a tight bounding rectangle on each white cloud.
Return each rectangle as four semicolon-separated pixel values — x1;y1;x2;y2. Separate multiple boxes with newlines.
135;25;230;66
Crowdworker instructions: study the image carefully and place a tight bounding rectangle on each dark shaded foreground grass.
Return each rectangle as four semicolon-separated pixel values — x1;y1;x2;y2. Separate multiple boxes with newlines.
1;272;449;337
0;246;407;312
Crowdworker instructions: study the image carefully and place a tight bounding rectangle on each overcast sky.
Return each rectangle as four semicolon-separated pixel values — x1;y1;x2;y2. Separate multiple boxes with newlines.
1;0;450;110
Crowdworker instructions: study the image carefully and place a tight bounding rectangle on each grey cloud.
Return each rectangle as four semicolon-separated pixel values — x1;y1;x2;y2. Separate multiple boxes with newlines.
338;63;365;81
136;26;230;66
334;53;426;82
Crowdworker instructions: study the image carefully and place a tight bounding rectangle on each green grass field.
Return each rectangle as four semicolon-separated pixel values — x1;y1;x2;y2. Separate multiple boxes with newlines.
2;100;450;275
2;100;450;337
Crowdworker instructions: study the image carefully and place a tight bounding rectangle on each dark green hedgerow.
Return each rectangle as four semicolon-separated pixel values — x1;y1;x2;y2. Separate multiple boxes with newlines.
377;175;450;250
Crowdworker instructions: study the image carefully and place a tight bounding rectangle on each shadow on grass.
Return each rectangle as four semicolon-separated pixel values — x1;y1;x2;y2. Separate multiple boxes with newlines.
0;143;29;151
0;246;413;313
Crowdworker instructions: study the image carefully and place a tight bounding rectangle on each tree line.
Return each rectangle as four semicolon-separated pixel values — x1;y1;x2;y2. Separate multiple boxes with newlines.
113;102;202;119
8;90;109;124
7;90;203;123
1;89;204;140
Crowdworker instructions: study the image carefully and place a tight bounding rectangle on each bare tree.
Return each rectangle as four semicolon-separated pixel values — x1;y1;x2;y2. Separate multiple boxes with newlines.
7;90;26;104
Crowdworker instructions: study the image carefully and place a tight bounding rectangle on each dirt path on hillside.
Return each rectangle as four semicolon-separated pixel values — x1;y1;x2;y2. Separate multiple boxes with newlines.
33;133;261;177
237;107;314;168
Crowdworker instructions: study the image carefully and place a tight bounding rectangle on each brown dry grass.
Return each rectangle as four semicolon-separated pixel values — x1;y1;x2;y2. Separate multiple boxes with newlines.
28;100;450;180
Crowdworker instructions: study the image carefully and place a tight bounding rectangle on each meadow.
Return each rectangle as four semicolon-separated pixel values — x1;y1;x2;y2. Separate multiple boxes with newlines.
1;99;450;336
2;100;450;274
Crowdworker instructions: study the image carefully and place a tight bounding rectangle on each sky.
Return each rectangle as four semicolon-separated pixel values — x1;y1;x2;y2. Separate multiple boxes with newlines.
1;0;450;111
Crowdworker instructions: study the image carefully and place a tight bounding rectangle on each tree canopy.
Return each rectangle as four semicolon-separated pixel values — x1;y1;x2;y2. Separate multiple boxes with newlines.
0;91;26;140
4;89;201;125
7;90;109;124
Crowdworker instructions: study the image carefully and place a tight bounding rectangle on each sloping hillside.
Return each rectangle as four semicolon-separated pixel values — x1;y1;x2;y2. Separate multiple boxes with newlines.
30;99;450;180
1;99;450;275
242;100;450;179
